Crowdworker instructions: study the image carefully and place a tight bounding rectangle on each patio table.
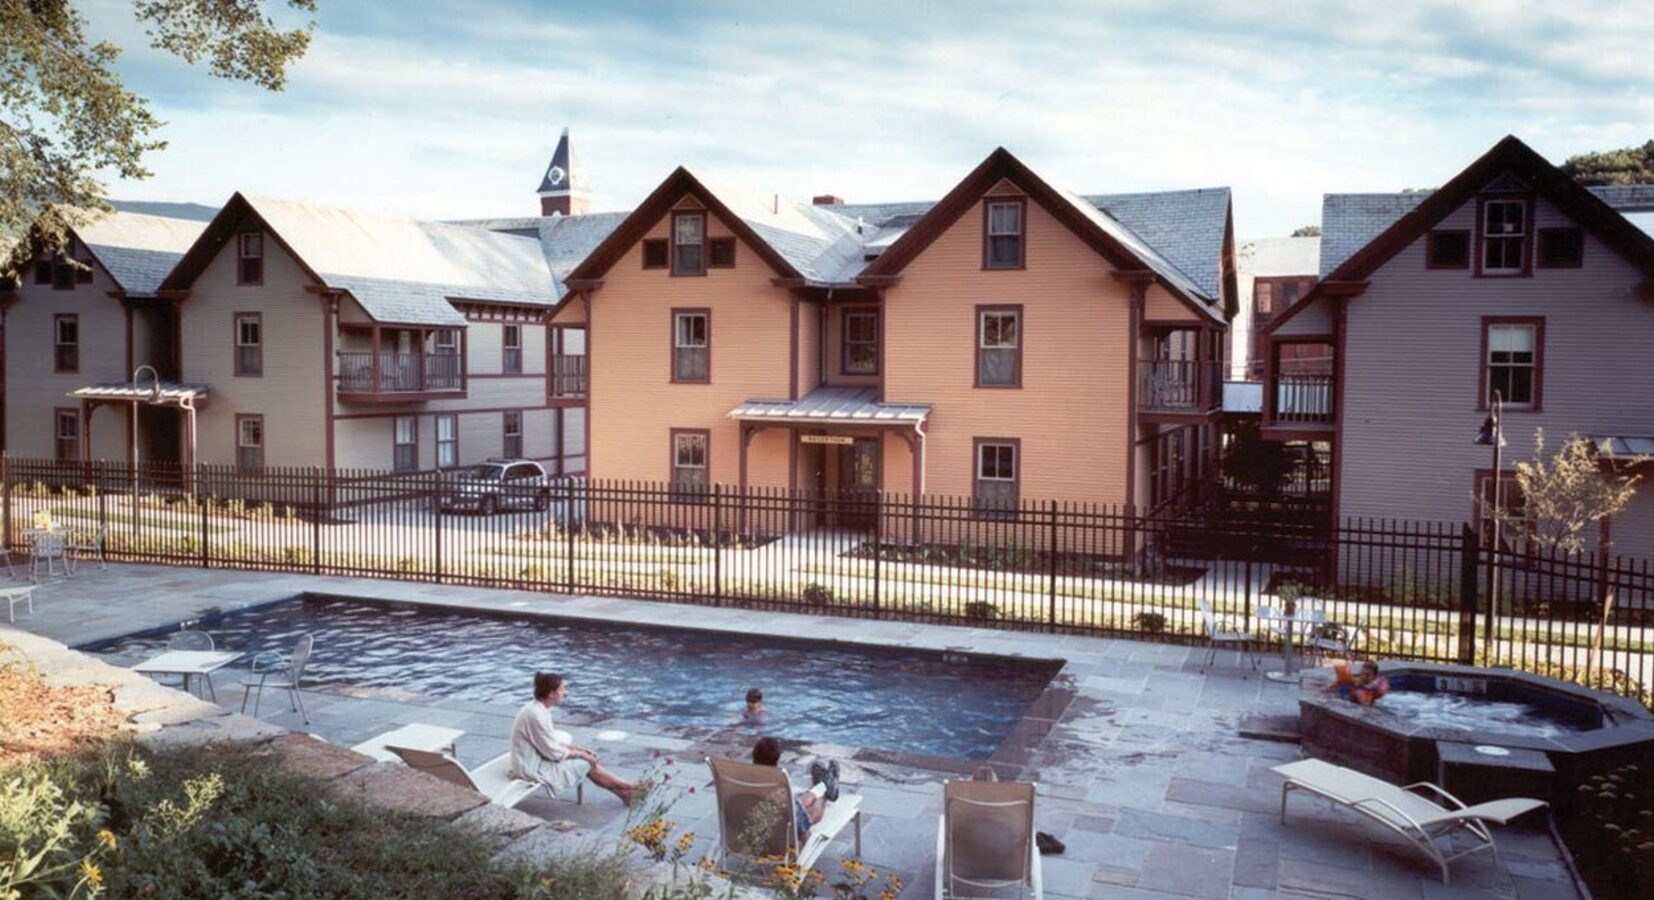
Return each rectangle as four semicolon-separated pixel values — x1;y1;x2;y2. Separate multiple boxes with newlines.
133;650;243;702
1257;604;1327;684
351;723;465;762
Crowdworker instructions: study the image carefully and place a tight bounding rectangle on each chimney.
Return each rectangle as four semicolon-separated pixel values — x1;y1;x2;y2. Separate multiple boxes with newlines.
812;194;844;206
536;127;592;217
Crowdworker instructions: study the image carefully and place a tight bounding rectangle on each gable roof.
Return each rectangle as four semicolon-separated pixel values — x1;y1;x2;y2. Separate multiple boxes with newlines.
163;194;560;326
74;209;210;295
1240;235;1321;278
855;148;1225;320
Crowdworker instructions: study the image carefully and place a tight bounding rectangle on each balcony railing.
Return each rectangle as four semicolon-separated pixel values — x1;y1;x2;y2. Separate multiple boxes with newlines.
550;355;588;399
1138;358;1219;412
337;351;464;395
1270;373;1335;425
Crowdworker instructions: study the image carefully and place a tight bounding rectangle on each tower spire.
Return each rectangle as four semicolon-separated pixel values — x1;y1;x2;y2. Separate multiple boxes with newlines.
537;127;590;216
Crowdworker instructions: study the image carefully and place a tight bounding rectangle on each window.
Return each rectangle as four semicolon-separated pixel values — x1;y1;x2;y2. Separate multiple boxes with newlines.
671;429;709;499
672;310;710;383
1427;230;1471;268
53;314;78;372
236;415;265;471
502;324;522;374
234;313;262;376
54;409;79;461
984;199;1025;268
1280;280;1300;308
1150;429;1188;508
1483;319;1542;409
52;259;73;290
842;310;878;375
1254;282;1274;315
75;258;93;285
709;237;736;268
642;239;669;269
436;414;458;468
976;306;1021;387
33;260;51;285
1538;228;1584;268
237;232;264;284
393;415;417;472
974;439;1019;516
671;212;706;275
502;411;523;458
1480;199;1527;274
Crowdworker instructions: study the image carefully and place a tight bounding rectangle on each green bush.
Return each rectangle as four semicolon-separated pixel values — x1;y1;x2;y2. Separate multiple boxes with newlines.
801;583;833;606
1132;611;1168;633
963;600;1000;620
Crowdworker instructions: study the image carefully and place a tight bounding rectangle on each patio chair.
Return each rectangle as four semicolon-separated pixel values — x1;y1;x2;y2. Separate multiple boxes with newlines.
1273;758;1547;884
1197;599;1260;674
935;779;1043;900
1307;617;1367;662
157;629;214;694
64;524;108;574
385;745;581;807
240;633;313;724
29;531;68;582
706;756;863;875
2;584;36;623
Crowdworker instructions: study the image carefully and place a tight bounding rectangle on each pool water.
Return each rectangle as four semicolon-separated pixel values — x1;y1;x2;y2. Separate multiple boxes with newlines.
1379;690;1584;739
88;597;1060;760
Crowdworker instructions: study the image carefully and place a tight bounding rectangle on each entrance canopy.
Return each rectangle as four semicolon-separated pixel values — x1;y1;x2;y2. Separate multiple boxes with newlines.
728;386;929;428
70;381;210;407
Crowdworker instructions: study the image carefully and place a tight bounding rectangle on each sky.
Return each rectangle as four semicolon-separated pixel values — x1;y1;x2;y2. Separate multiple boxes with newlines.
88;0;1654;238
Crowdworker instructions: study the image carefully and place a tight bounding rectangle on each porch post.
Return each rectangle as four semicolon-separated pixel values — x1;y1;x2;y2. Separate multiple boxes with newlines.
371;325;382;393
416;328;427;390
79;401;93;463
738;424;754;533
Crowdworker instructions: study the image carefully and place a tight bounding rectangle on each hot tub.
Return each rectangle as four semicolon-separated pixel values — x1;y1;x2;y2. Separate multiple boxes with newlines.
1298;662;1654;794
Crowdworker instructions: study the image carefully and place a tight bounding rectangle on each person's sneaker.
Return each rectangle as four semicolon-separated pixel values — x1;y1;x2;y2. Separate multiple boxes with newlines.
1034;831;1065;855
810;759;841;802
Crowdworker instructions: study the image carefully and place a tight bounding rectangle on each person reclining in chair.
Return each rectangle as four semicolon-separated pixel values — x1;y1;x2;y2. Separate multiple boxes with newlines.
751;736;839;842
510;671;635;805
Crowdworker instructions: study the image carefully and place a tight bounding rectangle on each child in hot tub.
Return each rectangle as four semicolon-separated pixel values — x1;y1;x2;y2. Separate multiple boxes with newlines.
1327;660;1390;706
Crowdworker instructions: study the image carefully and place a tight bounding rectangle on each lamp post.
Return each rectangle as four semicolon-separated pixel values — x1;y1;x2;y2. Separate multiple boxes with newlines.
131;365;164;496
1473;390;1506;664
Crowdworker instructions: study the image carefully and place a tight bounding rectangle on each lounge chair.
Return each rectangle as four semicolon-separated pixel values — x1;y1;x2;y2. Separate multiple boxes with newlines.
706;756;862;874
1272;758;1547;883
2;584;36;622
386;745;581;807
240;633;313;724
1197;598;1260;673
935;780;1043;900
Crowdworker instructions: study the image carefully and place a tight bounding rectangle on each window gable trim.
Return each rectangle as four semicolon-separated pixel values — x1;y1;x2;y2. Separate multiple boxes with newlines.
670;307;711;384
1478;315;1544;412
1426;229;1471;269
982;197;1027;270
1474;194;1534;278
974;304;1023;388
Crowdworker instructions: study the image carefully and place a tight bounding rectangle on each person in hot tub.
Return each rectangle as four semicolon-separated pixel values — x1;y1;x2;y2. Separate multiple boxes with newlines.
1326;660;1390;706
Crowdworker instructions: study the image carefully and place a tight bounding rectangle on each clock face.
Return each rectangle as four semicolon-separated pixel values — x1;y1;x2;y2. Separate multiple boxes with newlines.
548;165;566;186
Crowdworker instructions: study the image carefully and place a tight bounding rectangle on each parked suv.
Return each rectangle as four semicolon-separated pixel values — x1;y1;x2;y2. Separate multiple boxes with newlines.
439;458;550;514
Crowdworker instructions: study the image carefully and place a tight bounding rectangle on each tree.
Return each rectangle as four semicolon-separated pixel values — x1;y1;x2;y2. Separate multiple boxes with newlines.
1222;418;1293;496
1561;140;1654;186
1290;225;1320;237
0;0;317;254
1487;431;1641;554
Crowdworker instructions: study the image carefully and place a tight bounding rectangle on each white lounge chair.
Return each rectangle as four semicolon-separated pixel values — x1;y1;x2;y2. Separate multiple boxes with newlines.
935;780;1043;899
1273;758;1547;884
386;745;581;807
240;633;313;724
2;584;36;622
706;756;862;874
1197;598;1260;673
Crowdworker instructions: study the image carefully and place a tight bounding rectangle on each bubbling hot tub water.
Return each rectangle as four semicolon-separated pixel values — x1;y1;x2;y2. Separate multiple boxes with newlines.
1378;690;1585;739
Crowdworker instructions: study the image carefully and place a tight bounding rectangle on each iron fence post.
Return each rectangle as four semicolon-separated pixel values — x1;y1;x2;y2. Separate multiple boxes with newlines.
712;483;723;606
199;466;209;568
433;471;444;585
2;454;11;555
565;479;577;594
1048;499;1059;630
1458;523;1480;665
872;491;883;615
311;469;323;575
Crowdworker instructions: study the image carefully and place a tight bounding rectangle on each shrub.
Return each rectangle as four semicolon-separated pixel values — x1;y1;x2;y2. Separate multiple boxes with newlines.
963;600;1000;620
1133;611;1168;633
801;583;833;606
658;569;680;591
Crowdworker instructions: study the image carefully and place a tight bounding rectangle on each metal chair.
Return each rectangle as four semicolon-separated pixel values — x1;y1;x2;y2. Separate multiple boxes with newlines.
1307;617;1368;662
29;531;68;581
159;629;215;695
240;633;313;724
65;524;108;574
1197;598;1260;674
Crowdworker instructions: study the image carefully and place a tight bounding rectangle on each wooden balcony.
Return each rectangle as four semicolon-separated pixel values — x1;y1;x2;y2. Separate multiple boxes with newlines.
336;351;466;402
1267;373;1335;426
1138;358;1221;414
549;355;587;399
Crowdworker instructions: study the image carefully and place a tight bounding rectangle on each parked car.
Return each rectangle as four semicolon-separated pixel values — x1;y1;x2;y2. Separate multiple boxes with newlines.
439;458;551;514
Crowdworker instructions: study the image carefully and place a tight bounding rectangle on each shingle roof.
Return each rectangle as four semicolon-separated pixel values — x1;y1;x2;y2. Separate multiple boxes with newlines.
74;209;210;295
1240;235;1321;278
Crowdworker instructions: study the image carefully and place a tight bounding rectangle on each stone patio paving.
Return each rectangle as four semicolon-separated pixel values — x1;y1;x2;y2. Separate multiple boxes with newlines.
5;563;1583;899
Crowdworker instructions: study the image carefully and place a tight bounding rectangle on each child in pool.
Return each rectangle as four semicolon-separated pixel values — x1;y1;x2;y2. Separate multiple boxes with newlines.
1328;660;1390;705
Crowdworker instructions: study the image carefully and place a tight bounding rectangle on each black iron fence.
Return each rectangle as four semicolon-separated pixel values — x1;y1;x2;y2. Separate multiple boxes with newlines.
4;457;1650;705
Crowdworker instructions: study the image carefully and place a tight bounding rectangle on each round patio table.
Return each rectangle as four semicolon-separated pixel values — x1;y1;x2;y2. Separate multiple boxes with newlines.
1257;604;1327;683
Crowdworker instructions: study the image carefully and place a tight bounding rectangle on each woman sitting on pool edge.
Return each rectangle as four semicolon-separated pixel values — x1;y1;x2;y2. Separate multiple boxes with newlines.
1325;660;1390;706
750;736;839;841
510;672;636;805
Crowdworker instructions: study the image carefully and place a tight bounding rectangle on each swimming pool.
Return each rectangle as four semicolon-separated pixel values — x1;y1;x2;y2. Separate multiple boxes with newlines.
87;596;1062;760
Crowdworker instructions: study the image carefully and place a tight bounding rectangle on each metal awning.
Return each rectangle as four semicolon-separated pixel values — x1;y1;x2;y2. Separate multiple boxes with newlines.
729;386;930;427
1594;435;1654;461
70;381;210;407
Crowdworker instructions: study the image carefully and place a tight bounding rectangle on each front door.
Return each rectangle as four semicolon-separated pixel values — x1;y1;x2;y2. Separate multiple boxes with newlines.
833;438;879;530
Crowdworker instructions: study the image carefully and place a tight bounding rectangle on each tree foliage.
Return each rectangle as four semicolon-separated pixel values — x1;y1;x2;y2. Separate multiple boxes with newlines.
1222;417;1293;496
1493;431;1642;553
1290;225;1320;237
1561;140;1654;186
0;0;317;254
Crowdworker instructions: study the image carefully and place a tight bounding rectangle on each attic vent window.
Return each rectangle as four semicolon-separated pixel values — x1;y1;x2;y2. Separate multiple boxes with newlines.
1537;228;1583;268
984;199;1025;269
642;239;668;269
709;237;736;268
1426;230;1470;269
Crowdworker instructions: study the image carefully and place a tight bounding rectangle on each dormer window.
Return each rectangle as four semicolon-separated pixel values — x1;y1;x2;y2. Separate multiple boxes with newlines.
237;233;264;284
1479;198;1527;275
984;199;1025;269
672;212;706;276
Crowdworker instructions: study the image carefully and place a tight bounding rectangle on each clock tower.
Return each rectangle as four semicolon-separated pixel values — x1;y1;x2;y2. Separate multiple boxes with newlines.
537;127;591;216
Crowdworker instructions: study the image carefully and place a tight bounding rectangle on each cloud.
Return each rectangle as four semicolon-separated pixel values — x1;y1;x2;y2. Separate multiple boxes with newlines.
96;0;1654;237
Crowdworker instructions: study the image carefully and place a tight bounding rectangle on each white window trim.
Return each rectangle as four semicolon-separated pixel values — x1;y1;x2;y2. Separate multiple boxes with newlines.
1482;199;1526;273
977;443;1016;481
675;313;709;348
979;311;1019;349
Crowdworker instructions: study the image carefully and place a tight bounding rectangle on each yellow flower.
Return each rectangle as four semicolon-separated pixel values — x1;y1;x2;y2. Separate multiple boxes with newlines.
79;860;102;886
96;829;118;849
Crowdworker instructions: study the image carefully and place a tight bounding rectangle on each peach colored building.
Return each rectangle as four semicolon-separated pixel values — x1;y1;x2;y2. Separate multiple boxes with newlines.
558;148;1236;522
1264;136;1654;558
